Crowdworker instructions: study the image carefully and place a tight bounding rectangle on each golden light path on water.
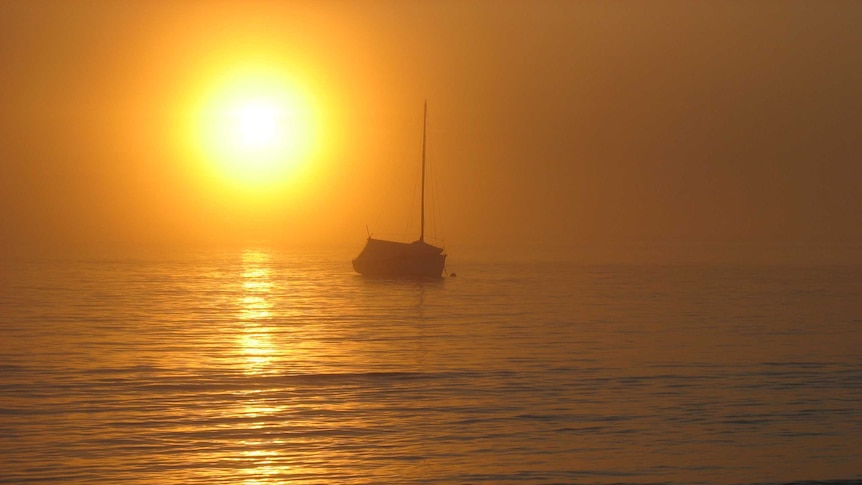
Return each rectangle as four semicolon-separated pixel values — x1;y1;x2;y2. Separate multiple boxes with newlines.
239;249;276;374
235;249;291;483
226;249;361;483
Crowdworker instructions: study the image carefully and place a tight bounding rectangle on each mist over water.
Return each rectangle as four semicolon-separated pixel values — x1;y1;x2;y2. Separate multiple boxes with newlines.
1;248;860;484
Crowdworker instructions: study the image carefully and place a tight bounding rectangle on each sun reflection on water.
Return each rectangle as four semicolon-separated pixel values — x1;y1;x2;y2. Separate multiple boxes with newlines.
238;249;276;375
231;250;296;483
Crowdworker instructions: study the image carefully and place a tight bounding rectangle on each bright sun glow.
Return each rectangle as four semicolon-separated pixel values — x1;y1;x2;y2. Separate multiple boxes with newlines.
192;67;319;190
234;101;279;149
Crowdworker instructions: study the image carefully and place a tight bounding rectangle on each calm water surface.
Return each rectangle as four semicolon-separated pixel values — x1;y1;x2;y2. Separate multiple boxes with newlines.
1;249;860;484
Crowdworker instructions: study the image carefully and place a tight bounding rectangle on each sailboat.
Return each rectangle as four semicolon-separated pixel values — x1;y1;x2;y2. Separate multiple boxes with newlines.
352;103;447;278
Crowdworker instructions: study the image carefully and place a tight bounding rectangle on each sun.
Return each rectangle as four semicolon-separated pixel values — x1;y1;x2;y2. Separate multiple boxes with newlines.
192;67;319;190
233;100;281;150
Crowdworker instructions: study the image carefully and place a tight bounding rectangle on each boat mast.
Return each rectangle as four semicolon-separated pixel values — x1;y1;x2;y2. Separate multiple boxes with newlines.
420;101;427;243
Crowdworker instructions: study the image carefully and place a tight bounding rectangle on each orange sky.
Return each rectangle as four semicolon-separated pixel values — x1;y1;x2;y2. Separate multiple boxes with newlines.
2;1;861;262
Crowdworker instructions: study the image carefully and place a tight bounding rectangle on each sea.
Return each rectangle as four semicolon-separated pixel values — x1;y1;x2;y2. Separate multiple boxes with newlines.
1;247;860;485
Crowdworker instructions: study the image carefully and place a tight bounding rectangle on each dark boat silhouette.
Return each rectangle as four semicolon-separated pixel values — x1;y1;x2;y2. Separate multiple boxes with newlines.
352;103;447;278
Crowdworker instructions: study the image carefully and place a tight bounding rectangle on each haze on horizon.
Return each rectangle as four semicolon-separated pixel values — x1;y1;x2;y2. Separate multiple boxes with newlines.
2;1;860;263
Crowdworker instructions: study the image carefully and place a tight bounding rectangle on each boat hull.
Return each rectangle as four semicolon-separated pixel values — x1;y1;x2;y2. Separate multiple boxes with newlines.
353;238;446;278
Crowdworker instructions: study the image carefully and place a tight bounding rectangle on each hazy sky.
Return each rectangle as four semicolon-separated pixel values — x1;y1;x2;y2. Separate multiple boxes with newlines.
2;1;860;262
